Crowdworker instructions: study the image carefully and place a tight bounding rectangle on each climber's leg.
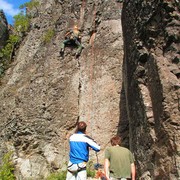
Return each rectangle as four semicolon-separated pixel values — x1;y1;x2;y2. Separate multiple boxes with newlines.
60;39;70;52
74;39;83;57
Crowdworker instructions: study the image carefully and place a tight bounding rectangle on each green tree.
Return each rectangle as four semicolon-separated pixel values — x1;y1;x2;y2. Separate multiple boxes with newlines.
0;34;20;76
0;3;31;78
1;35;20;60
19;1;39;17
19;1;39;10
13;12;30;35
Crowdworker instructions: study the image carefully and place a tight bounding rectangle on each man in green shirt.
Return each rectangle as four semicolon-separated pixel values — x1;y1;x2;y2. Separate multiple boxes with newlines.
104;136;136;180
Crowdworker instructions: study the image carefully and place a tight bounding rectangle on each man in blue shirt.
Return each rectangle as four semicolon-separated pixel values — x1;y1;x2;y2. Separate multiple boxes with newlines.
66;121;101;180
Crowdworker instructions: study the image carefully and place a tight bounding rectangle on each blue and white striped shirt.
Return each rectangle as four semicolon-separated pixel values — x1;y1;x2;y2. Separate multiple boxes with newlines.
69;131;100;164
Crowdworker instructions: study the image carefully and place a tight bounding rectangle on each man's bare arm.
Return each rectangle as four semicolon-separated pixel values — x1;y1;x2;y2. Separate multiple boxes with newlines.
104;158;110;180
131;163;136;180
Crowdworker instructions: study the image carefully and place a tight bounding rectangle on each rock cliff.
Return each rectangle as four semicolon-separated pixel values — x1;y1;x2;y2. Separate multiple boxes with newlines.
122;0;180;179
0;10;9;50
0;0;123;179
0;0;179;179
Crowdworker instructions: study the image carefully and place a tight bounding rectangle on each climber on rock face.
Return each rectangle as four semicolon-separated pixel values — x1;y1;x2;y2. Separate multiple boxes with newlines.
60;25;83;58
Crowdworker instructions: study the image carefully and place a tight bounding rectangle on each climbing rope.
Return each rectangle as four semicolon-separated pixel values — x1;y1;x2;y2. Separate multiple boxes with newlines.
77;0;87;124
78;0;86;29
87;3;97;137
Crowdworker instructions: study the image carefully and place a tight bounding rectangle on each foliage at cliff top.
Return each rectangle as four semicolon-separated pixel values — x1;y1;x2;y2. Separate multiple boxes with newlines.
13;12;30;34
19;1;40;10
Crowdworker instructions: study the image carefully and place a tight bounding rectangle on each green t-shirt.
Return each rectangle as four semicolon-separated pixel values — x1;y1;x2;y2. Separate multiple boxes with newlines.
105;146;134;178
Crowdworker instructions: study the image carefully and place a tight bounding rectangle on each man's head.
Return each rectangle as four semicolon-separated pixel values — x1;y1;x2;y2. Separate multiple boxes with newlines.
76;121;87;133
74;25;78;30
110;136;121;146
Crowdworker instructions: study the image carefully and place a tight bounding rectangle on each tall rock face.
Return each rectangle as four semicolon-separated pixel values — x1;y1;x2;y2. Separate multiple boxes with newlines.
0;10;9;50
0;0;179;179
0;0;123;179
122;0;180;179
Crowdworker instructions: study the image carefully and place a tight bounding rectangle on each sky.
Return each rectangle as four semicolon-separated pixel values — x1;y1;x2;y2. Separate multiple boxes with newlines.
0;0;30;25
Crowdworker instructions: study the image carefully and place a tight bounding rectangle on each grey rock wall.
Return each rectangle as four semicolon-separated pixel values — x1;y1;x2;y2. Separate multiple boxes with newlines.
0;0;123;179
122;0;180;179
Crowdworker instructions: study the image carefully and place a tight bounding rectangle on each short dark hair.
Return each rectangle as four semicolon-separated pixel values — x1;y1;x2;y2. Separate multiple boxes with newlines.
110;136;121;146
76;121;87;133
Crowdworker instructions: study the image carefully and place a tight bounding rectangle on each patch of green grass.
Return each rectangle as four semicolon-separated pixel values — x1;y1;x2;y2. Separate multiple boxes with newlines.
0;152;15;180
86;161;95;178
42;29;55;44
46;171;67;180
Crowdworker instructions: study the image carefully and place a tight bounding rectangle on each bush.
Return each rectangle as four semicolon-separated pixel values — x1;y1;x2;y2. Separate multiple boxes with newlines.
0;152;15;180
